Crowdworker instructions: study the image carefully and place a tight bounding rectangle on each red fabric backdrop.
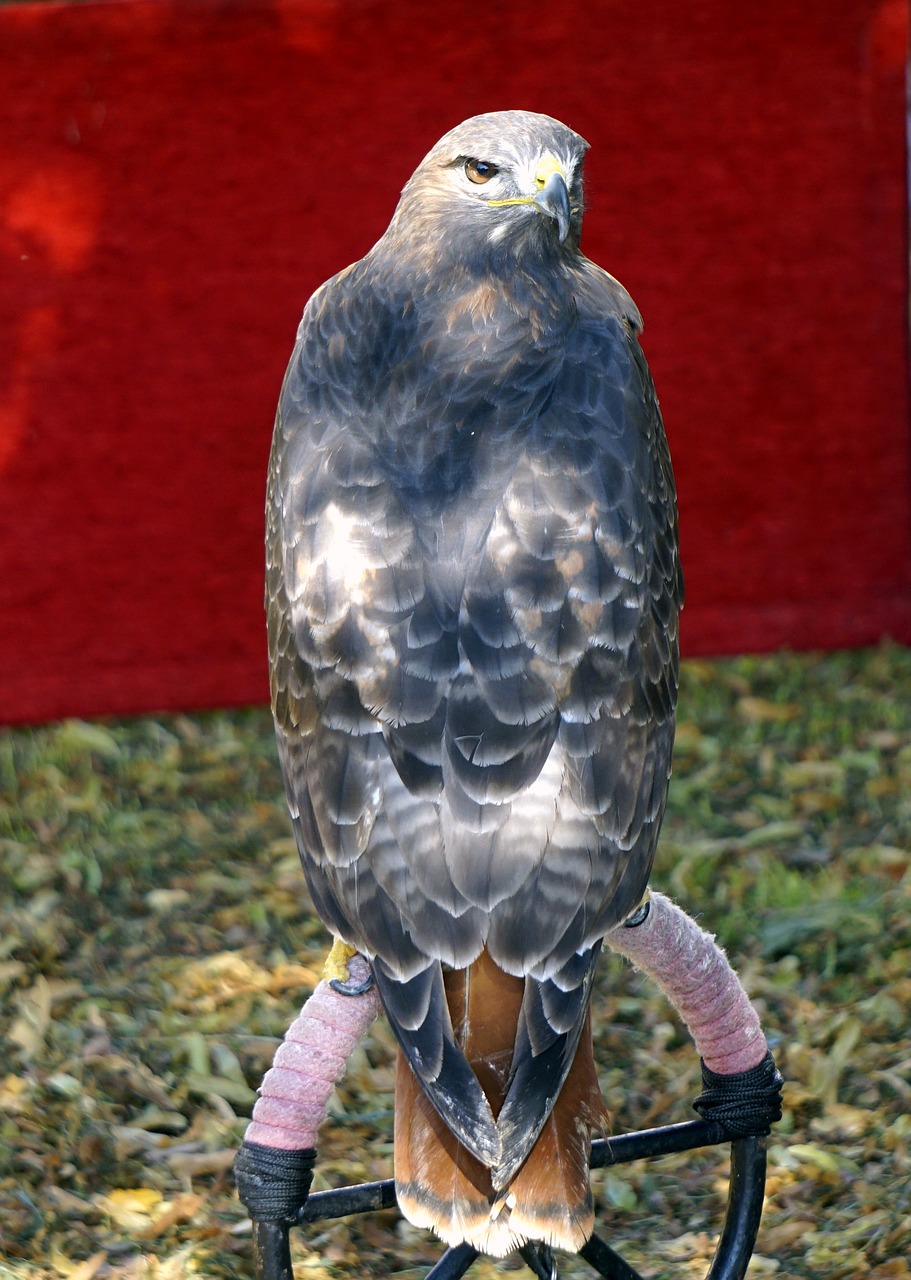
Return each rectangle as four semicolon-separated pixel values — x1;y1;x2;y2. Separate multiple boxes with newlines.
1;0;909;725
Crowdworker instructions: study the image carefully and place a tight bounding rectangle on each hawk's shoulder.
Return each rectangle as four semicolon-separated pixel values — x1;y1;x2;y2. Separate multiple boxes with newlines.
572;258;643;333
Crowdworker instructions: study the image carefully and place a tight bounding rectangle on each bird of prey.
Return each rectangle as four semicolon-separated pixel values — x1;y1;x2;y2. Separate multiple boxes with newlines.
266;109;682;1258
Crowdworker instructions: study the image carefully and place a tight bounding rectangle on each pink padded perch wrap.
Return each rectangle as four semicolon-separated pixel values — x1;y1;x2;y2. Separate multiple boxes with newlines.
604;891;767;1075
244;954;381;1150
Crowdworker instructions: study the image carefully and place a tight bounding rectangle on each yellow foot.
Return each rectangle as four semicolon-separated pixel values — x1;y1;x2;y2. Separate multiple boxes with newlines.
321;939;374;995
323;939;374;996
322;938;359;986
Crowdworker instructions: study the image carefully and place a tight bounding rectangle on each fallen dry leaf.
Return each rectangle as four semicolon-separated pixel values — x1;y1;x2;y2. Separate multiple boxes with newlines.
96;1187;165;1230
139;1191;206;1238
163;1148;238;1177
49;1249;107;1280
737;696;800;723
9;975;52;1059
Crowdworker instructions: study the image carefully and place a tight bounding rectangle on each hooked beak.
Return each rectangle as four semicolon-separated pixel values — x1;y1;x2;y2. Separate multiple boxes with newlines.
533;168;571;243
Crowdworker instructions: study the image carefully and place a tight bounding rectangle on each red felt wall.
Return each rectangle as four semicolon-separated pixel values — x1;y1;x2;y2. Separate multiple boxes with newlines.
1;0;909;725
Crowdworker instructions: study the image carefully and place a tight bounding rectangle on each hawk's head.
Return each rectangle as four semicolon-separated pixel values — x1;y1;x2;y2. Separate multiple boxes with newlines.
389;111;589;262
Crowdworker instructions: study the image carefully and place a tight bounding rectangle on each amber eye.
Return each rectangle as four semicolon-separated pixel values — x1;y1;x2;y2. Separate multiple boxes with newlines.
464;158;499;185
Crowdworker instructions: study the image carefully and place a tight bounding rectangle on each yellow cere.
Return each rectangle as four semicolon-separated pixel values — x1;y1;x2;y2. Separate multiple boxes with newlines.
534;153;565;188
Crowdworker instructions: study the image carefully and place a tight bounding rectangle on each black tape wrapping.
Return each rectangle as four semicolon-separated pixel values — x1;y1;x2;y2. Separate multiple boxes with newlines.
234;1140;316;1222
693;1049;784;1136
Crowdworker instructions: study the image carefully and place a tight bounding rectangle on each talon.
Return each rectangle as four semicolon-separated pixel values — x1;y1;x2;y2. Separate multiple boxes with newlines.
322;938;374;995
622;890;651;929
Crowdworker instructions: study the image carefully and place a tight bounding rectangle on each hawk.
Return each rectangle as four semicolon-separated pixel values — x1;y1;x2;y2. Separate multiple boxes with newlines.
266;110;682;1257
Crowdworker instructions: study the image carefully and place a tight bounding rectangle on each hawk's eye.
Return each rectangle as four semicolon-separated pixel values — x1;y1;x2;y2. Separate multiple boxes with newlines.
464;158;499;185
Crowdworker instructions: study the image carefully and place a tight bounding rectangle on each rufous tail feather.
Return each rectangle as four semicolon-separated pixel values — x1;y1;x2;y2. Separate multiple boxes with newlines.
394;949;607;1256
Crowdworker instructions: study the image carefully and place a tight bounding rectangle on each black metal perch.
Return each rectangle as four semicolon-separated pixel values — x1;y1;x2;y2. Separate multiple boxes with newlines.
248;1118;768;1280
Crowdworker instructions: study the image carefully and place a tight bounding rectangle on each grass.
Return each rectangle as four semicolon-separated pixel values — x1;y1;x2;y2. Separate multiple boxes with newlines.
1;645;910;1279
